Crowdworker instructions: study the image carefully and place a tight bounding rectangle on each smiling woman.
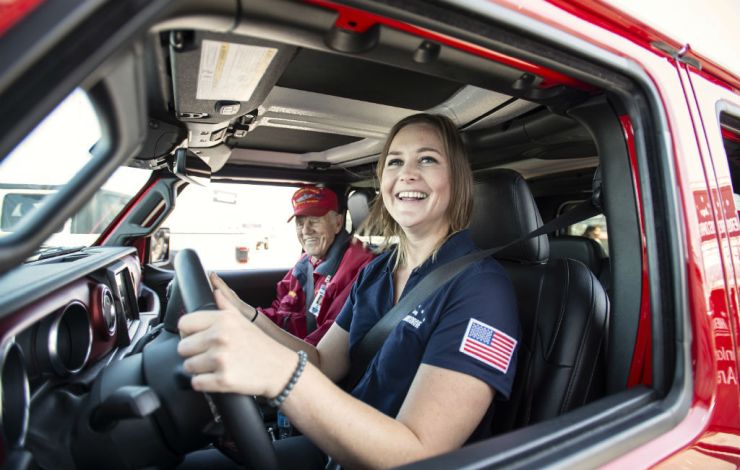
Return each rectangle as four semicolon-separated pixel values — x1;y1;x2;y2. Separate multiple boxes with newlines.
176;113;520;469
382;123;451;238
366;114;473;271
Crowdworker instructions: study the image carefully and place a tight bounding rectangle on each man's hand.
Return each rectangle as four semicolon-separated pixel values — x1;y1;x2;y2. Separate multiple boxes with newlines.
209;272;257;320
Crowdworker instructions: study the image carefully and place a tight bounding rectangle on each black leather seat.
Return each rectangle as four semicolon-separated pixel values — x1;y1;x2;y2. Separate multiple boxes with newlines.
549;235;611;296
549;235;604;273
470;169;610;434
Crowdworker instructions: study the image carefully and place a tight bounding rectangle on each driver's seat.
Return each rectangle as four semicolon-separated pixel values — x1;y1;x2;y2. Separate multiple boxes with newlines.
470;169;610;434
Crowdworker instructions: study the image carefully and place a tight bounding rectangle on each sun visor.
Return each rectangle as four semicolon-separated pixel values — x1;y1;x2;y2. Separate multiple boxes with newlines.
169;31;296;125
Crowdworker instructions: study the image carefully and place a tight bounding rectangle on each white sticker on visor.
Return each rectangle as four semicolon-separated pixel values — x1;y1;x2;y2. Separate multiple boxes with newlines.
196;40;277;102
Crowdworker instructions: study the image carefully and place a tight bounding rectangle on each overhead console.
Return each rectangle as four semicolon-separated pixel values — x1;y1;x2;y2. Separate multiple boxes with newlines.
151;0;597;173
169;31;297;131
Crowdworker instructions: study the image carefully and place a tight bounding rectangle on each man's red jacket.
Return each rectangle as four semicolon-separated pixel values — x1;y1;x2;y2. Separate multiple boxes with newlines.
258;231;374;345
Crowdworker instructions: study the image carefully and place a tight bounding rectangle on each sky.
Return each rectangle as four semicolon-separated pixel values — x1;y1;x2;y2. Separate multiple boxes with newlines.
0;89;153;194
605;0;740;78
0;89;98;186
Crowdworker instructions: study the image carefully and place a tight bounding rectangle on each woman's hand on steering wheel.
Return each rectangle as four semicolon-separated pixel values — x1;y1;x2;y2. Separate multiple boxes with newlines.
173;249;282;469
177;290;295;398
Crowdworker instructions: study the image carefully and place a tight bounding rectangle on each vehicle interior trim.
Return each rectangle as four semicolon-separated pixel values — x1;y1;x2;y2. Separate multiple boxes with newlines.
0;340;30;450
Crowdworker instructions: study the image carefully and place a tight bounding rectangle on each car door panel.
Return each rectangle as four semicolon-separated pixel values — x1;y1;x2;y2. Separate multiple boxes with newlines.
217;268;287;310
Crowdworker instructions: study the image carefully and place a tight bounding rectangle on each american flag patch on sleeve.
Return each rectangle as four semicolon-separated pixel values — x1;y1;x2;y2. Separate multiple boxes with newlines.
459;318;517;373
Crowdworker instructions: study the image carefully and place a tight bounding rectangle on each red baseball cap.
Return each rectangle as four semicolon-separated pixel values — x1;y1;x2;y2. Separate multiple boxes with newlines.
288;186;339;221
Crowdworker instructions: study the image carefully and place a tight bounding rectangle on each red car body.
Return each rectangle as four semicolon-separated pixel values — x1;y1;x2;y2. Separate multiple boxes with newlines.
1;0;739;468
574;6;730;465
533;2;740;466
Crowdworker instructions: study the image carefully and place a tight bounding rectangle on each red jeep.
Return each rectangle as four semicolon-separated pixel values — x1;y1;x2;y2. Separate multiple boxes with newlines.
0;0;738;468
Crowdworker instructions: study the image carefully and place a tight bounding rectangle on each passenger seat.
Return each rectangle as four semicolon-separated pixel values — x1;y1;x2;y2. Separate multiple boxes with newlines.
549;235;611;297
470;169;610;434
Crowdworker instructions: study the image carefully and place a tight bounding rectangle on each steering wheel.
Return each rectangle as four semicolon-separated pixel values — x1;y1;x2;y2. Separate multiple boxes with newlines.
174;249;279;470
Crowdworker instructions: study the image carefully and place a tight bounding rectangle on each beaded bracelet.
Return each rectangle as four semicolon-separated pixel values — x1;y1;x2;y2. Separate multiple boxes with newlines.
268;350;308;408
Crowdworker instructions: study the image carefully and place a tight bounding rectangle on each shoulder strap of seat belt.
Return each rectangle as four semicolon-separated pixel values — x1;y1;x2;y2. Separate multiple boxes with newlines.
304;260;317;333
344;200;600;390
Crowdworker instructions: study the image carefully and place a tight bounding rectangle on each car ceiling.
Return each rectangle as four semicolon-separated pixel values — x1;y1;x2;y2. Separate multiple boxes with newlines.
142;2;599;183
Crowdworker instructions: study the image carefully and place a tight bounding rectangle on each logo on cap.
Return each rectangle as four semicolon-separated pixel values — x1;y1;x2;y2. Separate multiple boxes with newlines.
289;186;338;221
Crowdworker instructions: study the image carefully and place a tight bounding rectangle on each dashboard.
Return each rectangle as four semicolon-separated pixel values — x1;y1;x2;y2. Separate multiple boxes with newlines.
0;246;162;466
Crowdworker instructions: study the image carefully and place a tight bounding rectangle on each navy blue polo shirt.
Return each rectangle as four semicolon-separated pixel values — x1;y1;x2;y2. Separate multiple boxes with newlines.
336;230;520;418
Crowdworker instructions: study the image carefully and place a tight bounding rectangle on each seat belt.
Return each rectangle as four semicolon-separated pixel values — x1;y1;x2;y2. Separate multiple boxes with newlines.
344;200;600;390
304;261;317;334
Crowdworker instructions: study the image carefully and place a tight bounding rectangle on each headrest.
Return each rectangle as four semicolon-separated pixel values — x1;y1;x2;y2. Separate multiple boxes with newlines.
470;169;548;263
591;166;603;212
549;235;605;274
347;188;375;233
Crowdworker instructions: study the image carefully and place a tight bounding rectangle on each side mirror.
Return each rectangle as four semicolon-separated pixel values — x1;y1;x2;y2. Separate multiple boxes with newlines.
150;227;170;263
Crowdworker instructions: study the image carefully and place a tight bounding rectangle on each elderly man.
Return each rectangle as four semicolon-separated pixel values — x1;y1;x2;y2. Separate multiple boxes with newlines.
212;186;374;345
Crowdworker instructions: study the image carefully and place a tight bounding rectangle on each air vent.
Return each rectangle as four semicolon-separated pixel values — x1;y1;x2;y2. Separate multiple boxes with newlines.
0;342;30;449
35;302;92;377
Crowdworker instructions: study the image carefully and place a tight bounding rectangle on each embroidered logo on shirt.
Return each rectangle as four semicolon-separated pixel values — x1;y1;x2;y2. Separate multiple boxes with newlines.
402;305;425;329
459;318;517;373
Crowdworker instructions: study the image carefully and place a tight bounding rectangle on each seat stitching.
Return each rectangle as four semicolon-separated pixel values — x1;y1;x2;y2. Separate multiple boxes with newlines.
524;272;547;426
512;180;522;252
583;325;603;402
547;259;569;358
562;270;597;412
581;282;605;403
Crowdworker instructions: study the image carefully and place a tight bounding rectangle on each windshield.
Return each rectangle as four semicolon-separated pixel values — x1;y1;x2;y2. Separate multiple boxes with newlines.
0;89;151;250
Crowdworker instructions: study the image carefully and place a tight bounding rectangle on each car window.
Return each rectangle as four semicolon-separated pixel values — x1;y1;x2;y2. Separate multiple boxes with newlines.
0;89;151;249
1;192;47;231
721;113;740;217
560;202;609;255
163;182;302;270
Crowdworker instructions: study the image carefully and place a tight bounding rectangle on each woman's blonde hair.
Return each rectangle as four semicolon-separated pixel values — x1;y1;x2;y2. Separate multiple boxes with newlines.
359;113;474;268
